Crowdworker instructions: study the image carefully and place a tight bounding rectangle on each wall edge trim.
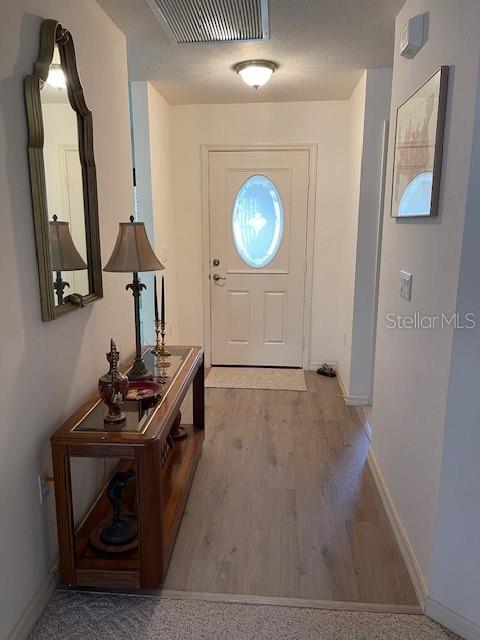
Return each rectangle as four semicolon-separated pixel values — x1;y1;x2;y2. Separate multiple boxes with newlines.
336;367;369;405
7;563;59;640
356;405;372;441
367;448;428;609
426;598;480;640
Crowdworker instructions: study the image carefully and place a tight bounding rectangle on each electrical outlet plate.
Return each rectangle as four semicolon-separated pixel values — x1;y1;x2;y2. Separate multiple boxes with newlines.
37;472;51;504
400;271;413;301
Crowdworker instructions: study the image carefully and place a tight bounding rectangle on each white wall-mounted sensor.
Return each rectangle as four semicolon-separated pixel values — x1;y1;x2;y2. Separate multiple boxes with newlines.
400;14;425;58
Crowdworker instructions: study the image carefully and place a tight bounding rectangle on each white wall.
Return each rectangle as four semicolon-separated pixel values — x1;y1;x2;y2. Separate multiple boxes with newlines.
427;34;480;629
170;101;351;365
0;2;134;637
130;81;155;343
348;69;392;403
147;84;179;343
336;69;393;404
337;74;366;393
370;0;480;609
130;82;179;345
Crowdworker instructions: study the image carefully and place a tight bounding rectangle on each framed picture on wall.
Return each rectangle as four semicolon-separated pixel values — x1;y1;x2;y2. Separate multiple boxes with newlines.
391;66;449;218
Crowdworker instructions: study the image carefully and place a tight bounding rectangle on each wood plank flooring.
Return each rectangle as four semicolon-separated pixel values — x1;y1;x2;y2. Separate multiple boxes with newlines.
164;372;417;606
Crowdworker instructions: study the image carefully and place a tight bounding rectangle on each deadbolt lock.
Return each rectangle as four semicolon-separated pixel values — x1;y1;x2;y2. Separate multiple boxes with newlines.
213;258;220;266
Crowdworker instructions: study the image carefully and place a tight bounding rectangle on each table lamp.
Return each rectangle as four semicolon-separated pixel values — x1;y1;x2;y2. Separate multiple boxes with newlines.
49;214;87;305
104;215;164;381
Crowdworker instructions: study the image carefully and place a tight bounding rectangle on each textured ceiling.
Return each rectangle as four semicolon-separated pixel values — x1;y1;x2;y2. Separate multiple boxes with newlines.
96;0;405;104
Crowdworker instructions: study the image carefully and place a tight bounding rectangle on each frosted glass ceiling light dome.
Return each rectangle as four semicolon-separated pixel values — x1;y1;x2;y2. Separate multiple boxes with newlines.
47;64;67;90
234;60;278;89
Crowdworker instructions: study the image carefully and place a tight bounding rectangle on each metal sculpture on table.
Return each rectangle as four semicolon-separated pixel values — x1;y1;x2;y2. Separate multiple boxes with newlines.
100;468;138;546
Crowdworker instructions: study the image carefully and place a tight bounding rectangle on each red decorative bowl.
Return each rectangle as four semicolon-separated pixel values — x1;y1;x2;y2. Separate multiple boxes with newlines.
126;381;162;401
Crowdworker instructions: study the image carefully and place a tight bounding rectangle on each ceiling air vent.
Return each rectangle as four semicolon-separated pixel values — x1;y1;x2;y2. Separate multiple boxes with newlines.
146;0;269;43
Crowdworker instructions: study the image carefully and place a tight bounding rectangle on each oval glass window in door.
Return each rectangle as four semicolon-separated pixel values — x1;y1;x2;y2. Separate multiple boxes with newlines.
232;175;284;268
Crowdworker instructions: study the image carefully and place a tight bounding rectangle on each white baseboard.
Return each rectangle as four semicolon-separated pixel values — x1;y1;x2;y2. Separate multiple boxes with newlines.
336;367;347;395
426;598;480;640
8;563;59;640
343;395;370;406
366;449;428;609
309;362;370;405
357;405;372;441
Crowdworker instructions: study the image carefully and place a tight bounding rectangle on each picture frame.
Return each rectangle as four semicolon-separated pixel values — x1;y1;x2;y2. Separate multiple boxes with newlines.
391;66;449;218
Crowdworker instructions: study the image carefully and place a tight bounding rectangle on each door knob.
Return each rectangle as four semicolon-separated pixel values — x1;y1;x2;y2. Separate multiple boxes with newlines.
213;274;226;281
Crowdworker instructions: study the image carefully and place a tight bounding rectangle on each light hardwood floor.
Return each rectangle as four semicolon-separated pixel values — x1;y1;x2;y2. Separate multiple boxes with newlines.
164;372;417;606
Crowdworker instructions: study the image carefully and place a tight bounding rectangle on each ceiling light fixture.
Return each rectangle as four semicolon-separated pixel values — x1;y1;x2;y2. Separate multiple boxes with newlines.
47;64;67;90
233;60;278;89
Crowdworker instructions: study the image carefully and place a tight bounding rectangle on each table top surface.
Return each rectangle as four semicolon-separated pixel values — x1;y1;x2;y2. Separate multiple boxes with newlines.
51;345;203;446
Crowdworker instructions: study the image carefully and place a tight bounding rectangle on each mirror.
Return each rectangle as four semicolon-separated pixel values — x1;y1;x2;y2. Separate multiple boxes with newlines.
25;20;102;321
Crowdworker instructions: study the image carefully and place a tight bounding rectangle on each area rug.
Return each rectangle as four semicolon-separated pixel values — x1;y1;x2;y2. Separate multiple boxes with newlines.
29;591;460;640
206;367;307;391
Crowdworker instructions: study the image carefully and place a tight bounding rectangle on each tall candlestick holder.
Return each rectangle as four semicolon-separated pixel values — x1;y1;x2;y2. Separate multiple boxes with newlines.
151;320;171;359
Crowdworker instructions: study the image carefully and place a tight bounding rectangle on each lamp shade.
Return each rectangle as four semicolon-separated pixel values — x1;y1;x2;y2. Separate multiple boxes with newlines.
104;216;164;273
49;215;87;272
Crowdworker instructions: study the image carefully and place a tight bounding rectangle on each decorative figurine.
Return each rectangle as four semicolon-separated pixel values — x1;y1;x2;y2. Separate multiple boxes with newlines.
99;339;129;425
100;469;138;546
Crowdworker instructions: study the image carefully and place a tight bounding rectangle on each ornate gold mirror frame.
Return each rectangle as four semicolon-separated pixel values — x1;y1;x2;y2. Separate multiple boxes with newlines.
25;19;103;321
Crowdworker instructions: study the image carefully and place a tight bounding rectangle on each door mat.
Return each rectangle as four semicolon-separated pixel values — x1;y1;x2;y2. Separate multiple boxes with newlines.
205;367;307;391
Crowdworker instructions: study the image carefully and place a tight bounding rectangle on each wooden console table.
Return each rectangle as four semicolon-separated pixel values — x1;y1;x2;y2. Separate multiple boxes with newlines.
51;346;204;590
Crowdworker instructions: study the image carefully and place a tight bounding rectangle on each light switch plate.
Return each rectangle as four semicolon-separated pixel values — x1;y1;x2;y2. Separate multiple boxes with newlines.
400;271;413;301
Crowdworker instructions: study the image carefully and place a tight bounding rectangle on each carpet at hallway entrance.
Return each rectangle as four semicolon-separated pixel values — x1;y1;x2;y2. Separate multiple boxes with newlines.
29;591;460;640
205;366;307;391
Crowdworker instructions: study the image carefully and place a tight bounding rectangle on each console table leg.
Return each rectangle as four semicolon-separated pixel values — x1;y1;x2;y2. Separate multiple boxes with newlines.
193;356;205;431
136;444;164;588
52;444;76;585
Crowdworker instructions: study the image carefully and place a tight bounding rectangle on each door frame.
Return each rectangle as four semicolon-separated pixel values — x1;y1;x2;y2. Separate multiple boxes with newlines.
201;143;317;369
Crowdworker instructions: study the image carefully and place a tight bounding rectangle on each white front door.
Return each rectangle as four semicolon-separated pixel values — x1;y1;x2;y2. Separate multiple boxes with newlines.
209;149;310;366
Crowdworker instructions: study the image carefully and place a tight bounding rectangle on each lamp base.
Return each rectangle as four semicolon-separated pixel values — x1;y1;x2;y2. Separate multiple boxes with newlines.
128;357;152;382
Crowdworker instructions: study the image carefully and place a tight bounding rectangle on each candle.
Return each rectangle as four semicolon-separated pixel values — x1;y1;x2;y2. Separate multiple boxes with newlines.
154;275;159;323
161;275;165;325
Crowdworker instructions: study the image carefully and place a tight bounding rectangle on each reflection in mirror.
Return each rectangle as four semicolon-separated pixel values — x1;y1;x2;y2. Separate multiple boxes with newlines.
40;45;89;305
49;215;87;305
